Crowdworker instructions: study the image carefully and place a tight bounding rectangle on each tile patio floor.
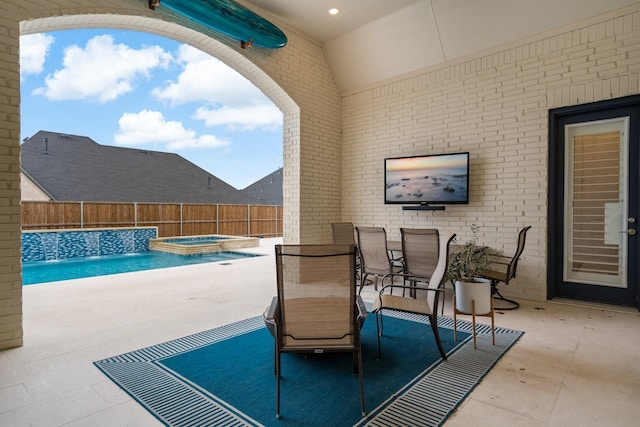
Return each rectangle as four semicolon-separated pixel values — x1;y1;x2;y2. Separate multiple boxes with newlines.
1;238;639;426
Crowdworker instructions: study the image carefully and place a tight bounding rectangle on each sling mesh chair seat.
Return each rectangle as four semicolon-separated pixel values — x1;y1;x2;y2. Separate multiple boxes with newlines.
264;244;368;418
372;230;456;360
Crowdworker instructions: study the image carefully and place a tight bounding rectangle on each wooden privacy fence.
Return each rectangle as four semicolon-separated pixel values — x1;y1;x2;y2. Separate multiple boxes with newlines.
21;202;283;238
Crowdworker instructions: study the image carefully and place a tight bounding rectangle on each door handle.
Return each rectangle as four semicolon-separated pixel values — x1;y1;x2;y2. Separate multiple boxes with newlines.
626;217;637;235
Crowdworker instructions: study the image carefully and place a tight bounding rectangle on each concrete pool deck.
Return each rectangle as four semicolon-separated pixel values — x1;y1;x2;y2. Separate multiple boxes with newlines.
1;237;639;426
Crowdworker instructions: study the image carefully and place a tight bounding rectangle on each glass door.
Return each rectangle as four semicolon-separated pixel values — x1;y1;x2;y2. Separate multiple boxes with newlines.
549;96;639;308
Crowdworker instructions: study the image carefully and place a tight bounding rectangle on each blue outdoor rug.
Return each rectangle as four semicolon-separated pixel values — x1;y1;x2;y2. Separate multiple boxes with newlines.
94;311;523;426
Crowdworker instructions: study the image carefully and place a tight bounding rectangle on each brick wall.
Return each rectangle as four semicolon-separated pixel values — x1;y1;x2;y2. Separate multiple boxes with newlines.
342;5;640;301
0;2;23;349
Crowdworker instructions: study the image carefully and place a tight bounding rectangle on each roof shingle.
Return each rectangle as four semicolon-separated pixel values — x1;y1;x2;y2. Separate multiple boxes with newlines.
21;131;270;204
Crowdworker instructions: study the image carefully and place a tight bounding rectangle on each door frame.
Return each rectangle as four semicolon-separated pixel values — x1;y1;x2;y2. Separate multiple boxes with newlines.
548;94;640;308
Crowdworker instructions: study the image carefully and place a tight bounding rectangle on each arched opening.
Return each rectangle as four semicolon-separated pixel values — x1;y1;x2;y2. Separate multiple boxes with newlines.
20;14;297;170
20;28;284;193
19;12;303;234
6;9;304;350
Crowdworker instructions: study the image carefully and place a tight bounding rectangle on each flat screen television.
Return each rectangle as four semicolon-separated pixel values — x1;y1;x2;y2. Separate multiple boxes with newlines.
384;152;469;205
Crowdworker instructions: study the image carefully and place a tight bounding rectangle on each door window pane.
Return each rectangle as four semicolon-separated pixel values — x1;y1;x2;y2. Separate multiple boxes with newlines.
563;118;628;288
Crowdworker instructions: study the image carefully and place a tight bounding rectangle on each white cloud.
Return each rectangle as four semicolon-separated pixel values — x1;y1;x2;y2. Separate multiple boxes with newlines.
114;109;230;150
153;45;260;106
33;34;172;103
193;104;283;131
152;44;281;130
20;33;55;78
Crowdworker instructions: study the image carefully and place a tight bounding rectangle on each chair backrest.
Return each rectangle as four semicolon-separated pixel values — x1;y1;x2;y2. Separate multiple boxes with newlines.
331;222;356;245
423;232;456;308
401;228;439;278
407;233;456;313
355;226;391;274
275;244;356;350
507;226;532;281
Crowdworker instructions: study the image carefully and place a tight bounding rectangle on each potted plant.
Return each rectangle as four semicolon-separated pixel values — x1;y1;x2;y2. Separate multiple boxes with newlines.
446;224;498;315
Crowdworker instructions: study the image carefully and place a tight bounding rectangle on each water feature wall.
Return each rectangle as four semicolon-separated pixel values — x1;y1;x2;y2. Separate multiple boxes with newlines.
21;227;157;263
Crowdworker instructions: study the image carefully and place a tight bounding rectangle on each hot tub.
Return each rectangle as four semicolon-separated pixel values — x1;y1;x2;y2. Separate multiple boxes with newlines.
149;234;259;255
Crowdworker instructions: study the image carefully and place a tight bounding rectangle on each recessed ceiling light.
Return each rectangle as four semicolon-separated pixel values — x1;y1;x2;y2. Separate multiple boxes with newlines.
329;8;340;15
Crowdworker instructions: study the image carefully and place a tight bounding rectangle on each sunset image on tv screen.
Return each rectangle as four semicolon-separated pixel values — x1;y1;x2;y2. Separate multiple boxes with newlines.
385;153;469;204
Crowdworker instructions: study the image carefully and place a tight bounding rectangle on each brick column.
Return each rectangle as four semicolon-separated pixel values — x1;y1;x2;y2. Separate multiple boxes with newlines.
0;12;23;350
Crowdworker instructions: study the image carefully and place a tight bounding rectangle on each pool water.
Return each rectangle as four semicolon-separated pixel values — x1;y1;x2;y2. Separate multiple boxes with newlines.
163;237;229;246
22;251;260;285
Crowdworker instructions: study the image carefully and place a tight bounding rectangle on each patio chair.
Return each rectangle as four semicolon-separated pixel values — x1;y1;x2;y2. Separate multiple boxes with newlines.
479;225;532;310
400;227;440;298
372;231;456;360
264;244;368;418
331;222;356;245
355;226;404;294
332;222;366;282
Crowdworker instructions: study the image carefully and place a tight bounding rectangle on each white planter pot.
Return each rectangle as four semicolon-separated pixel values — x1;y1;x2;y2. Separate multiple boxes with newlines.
455;278;492;315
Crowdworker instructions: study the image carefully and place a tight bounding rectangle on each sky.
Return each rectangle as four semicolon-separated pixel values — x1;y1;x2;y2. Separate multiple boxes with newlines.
19;29;283;190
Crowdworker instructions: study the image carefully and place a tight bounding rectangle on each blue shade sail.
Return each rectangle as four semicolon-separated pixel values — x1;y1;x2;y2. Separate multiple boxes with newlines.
158;0;288;49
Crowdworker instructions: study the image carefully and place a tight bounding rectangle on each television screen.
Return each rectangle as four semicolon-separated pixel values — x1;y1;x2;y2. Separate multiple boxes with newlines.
384;152;469;205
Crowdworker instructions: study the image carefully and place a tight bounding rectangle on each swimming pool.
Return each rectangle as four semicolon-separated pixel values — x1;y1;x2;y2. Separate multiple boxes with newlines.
22;250;261;285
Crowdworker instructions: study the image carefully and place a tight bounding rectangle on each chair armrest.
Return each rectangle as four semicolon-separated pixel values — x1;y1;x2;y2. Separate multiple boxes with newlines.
355;295;369;320
265;296;279;321
378;273;444;294
378;283;444;295
488;255;513;265
380;272;431;285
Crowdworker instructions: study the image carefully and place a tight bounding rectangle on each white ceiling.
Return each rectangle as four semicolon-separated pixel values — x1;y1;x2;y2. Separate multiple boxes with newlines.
244;0;640;93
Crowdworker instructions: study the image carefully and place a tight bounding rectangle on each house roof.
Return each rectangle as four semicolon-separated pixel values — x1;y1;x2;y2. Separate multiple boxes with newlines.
241;167;283;205
20;130;269;204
